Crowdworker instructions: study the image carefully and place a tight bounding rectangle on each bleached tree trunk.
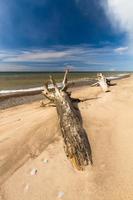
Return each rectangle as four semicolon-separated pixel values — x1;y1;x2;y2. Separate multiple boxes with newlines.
42;70;92;170
97;73;110;92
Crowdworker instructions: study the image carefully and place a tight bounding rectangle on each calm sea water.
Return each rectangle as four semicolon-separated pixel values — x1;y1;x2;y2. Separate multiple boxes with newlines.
0;71;130;90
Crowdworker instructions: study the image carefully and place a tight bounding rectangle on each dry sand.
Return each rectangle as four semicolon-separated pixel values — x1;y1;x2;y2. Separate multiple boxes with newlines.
0;76;133;200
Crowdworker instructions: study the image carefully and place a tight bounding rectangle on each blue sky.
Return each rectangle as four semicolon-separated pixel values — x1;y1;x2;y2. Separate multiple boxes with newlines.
0;0;132;71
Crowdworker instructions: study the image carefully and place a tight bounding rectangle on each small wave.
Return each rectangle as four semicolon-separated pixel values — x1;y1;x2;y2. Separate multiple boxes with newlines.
0;83;64;98
0;86;44;94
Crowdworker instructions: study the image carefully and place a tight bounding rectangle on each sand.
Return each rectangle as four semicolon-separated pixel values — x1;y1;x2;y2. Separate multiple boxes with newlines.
0;76;133;200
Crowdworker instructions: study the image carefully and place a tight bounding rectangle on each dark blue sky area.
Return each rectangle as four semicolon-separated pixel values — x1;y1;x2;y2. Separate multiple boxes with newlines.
0;0;125;49
0;0;130;72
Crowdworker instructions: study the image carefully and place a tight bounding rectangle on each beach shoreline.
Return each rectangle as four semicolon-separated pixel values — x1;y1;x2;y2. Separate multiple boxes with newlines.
1;76;133;200
0;78;96;109
0;73;130;109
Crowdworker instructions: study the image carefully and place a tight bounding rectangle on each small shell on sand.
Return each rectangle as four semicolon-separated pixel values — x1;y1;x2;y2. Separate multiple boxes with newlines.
30;168;37;176
24;184;29;192
42;159;48;164
57;191;64;198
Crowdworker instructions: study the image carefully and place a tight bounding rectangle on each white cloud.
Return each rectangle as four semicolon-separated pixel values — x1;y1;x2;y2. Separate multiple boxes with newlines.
102;0;133;49
0;63;34;72
2;50;71;62
0;46;114;63
0;45;129;71
114;46;128;54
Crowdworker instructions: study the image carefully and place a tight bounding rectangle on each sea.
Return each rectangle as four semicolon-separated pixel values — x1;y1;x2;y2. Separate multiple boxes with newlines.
0;71;129;91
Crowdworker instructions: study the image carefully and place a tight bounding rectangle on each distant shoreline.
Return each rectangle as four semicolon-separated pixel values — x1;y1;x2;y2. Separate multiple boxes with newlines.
0;78;95;109
0;71;129;90
0;73;131;109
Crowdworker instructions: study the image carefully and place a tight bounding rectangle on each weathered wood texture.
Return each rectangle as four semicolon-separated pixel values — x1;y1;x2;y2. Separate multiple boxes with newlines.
97;73;110;92
42;70;92;170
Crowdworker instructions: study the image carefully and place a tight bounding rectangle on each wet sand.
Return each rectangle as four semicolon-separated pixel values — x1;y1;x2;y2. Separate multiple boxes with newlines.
0;76;133;200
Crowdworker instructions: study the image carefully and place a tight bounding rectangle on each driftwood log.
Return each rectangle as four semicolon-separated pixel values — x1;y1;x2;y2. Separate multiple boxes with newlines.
42;70;92;170
91;73;110;92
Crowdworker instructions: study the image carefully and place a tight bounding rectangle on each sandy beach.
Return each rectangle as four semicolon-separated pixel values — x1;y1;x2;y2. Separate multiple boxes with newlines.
0;76;133;200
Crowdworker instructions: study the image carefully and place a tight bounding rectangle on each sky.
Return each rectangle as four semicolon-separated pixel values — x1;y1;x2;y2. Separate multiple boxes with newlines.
0;0;132;71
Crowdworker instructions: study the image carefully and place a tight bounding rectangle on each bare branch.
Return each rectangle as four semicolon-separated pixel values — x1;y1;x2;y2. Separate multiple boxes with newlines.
40;100;55;107
42;84;55;101
63;69;69;85
42;91;52;101
61;69;69;91
45;81;51;92
91;82;99;87
49;75;60;95
43;84;49;93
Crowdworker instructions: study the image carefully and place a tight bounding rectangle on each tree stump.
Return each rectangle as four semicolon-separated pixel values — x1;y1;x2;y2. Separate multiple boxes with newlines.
42;70;92;170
